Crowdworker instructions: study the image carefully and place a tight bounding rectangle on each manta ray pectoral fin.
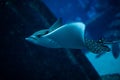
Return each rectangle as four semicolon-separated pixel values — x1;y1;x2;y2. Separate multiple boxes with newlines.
49;18;63;32
28;18;63;38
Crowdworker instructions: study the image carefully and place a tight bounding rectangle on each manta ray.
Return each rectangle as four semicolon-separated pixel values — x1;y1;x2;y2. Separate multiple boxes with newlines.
25;18;119;58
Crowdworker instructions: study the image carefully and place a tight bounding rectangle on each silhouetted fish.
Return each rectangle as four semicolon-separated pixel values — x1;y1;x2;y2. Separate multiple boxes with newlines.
100;40;120;58
112;43;120;59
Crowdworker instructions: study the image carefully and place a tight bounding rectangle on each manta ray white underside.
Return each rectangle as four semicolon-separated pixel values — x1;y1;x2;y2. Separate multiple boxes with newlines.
26;22;86;49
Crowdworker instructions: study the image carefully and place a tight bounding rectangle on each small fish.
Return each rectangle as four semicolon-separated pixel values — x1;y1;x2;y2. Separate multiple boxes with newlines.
25;18;111;57
100;40;120;59
112;43;120;59
104;20;120;58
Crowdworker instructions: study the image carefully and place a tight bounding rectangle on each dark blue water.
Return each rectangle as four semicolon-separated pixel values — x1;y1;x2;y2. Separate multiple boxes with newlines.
1;0;120;80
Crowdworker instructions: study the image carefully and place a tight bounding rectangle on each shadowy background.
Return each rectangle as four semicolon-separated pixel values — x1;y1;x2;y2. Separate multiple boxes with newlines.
0;0;120;80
